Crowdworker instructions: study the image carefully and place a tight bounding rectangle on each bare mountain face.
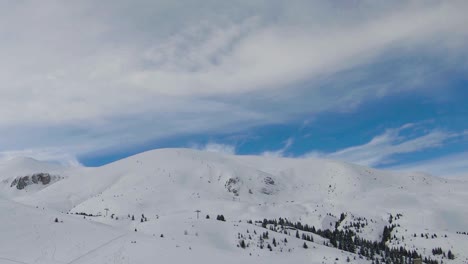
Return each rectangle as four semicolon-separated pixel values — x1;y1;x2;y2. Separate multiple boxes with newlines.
10;172;64;189
0;149;466;264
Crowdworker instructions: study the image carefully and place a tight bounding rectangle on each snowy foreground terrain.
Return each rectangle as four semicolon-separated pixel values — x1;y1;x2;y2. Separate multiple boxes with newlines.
0;148;467;264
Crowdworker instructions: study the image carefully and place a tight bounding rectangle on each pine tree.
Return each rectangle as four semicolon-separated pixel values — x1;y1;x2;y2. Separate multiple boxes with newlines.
303;242;308;249
240;240;246;249
54;218;58;223
216;215;225;221
448;250;455;260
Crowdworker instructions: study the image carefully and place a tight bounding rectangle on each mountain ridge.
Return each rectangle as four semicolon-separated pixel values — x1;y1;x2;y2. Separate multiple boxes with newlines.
0;148;467;263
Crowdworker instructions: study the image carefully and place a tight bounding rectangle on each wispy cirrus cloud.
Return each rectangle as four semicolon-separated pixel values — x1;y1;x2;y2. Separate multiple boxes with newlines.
0;1;467;163
303;124;467;168
261;138;294;157
388;151;468;178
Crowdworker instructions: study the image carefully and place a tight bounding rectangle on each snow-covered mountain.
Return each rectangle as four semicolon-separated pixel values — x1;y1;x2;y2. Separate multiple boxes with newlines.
0;148;466;264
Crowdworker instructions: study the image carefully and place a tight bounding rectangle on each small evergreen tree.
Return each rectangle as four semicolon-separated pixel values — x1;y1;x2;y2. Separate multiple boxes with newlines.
448;250;455;260
216;215;225;221
240;240;246;249
303;242;308;249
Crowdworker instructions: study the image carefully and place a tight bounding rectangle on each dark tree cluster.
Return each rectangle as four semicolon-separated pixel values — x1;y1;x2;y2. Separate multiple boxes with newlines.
249;215;449;264
417;232;442;240
74;212;98;217
388;213;402;224
447;250;455;260
335;213;346;229
301;232;314;242
140;214;148;222
235;228;291;253
432;247;444;256
382;225;396;244
216;215;226;221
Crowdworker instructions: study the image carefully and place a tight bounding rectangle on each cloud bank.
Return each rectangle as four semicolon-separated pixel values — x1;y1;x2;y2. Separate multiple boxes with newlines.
194;142;236;155
0;1;467;162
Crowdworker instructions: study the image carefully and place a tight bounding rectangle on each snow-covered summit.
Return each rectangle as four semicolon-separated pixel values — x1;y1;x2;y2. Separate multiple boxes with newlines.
0;148;466;263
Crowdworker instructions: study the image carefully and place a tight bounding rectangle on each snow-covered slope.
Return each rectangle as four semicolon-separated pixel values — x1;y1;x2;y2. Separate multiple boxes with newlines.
0;148;467;264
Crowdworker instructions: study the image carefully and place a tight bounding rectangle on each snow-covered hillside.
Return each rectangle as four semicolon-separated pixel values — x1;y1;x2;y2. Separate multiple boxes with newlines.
0;148;467;264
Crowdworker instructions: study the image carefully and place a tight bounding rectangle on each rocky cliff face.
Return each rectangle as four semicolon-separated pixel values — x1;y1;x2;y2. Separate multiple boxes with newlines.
224;174;279;197
10;173;61;190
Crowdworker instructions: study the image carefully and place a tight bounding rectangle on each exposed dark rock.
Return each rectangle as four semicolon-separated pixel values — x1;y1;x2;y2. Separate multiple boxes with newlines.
225;177;241;196
10;173;59;190
260;176;279;195
263;176;275;185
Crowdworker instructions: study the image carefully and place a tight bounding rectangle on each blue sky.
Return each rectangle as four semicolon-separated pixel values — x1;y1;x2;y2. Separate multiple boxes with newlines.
79;85;468;176
0;1;467;177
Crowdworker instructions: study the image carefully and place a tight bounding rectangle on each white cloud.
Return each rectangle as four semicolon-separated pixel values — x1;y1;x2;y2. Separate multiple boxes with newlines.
0;149;82;167
0;1;467;160
388;152;468;178
126;2;468;97
262;138;294;157
194;143;236;155
304;125;465;167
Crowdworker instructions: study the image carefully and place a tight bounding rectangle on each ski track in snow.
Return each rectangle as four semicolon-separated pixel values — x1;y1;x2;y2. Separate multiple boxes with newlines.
66;234;127;264
0;257;30;264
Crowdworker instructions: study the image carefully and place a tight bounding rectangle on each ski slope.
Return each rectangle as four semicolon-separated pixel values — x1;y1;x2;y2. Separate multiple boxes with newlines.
0;148;467;263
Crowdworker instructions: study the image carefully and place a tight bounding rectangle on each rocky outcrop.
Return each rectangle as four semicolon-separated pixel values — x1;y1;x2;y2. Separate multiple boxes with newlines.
224;175;280;196
10;173;60;190
260;176;278;195
225;177;241;196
